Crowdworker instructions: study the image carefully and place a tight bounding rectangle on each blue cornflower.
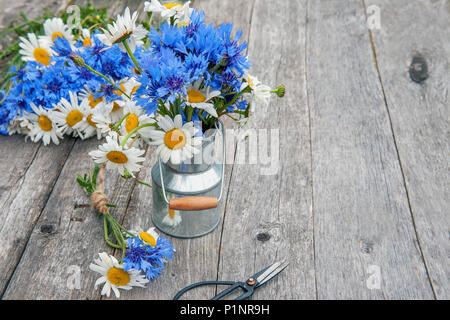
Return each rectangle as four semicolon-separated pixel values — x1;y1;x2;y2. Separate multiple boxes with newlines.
93;84;120;103
217;24;250;77
185;9;205;38
136;48;191;114
123;236;174;280
184;52;210;80
211;70;240;92
51;36;73;58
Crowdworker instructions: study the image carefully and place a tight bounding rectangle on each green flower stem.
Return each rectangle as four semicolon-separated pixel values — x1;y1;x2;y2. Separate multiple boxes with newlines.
219;87;251;114
122;40;142;73
109;215;126;256
103;215;121;249
115;222;136;238
224;113;239;121
84;64;131;100
137;180;152;188
112;112;130;131
186;106;193;122
120;123;156;148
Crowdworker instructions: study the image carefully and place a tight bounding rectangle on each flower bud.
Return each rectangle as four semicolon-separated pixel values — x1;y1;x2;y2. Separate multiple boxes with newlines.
275;84;285;97
70;53;85;67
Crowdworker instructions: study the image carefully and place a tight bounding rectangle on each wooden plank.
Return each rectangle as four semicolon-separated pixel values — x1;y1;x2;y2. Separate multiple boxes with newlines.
307;0;435;299
0;0;75;296
1;138;138;299
365;0;449;299
1;0;145;299
110;0;256;300
215;0;316;299
0;137;74;294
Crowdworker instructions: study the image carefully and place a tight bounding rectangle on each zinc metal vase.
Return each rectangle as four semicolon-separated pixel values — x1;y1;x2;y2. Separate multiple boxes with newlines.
151;120;225;238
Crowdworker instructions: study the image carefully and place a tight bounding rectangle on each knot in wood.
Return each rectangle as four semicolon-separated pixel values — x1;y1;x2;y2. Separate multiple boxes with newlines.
256;232;271;242
409;55;428;83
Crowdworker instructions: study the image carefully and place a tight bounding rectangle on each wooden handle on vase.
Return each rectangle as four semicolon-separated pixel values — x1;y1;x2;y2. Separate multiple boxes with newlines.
169;197;218;211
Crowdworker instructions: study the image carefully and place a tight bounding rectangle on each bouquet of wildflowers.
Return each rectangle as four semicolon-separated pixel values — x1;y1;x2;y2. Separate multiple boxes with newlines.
0;1;284;298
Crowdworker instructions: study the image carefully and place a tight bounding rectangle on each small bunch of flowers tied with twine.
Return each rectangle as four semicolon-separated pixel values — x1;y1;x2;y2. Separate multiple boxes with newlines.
0;1;285;298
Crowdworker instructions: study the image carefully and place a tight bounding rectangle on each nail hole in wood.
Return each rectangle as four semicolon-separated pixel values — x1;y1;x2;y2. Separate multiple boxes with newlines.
40;224;54;234
256;233;271;242
409;55;428;83
360;239;374;254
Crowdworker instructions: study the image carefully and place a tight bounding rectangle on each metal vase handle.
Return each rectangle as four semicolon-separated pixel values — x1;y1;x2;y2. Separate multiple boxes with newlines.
158;119;225;211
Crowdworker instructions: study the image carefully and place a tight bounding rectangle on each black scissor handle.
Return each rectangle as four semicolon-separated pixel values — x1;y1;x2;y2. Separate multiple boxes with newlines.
212;282;254;300
173;280;235;300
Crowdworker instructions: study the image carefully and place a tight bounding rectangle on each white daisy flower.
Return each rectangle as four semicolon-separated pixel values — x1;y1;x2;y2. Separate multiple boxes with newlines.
79;86;104;110
144;1;192;24
52;92;90;138
42;17;74;45
89;252;149;299
91;103;115;137
240;74;271;107
98;7;146;53
81;28;93;47
118;77;141;99
23;103;63;145
119;100;155;140
162;207;182;228
127;227;160;247
80;107;104;140
6;116;32;136
148;114;202;165
89;134;145;177
18;33;53;66
110;77;142;119
185;80;221;118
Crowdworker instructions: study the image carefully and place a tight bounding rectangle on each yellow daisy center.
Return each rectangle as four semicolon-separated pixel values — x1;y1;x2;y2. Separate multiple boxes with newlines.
82;37;92;47
33;48;51;66
139;231;157;247
163;3;181;9
87;114;97;127
164;129;186;150
51;32;65;41
125;114;139;133
88;95;102;109
66;110;83;127
187;89;206;103
106;267;130;286
38;115;52;131
106;151;128;164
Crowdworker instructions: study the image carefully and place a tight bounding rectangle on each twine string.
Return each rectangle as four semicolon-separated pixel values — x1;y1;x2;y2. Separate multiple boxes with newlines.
91;163;109;214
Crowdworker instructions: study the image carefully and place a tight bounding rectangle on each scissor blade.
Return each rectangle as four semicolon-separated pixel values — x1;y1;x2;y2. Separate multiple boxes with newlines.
256;260;289;287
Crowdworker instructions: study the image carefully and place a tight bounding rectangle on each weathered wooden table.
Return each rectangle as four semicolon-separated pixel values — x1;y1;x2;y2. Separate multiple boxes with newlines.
0;0;448;300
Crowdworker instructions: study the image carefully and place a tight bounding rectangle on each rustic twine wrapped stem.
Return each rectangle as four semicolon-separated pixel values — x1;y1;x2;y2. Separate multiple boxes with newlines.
91;163;109;214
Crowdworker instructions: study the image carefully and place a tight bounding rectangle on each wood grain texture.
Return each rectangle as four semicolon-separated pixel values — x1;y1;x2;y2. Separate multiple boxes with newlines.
1;0;144;300
365;0;449;299
307;0;435;299
1;0;448;300
111;0;254;300
0;0;74;296
216;0;316;300
0;137;74;295
1;138;138;299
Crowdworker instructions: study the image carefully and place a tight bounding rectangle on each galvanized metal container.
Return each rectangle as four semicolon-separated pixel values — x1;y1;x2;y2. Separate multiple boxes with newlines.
151;120;225;238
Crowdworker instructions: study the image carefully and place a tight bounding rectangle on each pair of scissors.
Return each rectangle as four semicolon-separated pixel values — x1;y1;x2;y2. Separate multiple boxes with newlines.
173;260;289;300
